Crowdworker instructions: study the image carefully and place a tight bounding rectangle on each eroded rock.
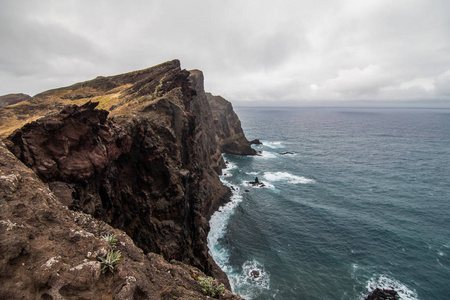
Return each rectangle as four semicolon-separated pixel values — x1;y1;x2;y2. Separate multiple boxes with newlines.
0;141;242;299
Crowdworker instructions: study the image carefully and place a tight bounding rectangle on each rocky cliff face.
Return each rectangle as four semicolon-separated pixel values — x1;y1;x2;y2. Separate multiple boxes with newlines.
206;93;256;156
0;141;241;299
1;60;254;298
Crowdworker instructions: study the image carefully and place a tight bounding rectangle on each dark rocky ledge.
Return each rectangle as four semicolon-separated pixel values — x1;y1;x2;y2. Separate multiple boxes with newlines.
1;60;249;299
365;288;400;300
249;139;262;145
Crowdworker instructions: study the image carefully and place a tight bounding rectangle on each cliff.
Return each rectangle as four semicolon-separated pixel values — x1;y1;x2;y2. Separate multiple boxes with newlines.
206;93;256;156
0;60;253;299
0;141;241;299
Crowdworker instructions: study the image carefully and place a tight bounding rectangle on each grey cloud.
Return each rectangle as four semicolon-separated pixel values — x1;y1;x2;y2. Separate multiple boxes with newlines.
1;0;450;107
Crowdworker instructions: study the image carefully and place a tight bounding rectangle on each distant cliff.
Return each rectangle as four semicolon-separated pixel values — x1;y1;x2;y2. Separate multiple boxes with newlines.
0;93;30;108
206;93;256;156
0;60;253;299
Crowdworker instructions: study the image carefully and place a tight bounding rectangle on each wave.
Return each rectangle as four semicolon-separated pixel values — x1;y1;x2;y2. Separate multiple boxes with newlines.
208;178;243;273
255;151;278;159
364;275;418;300
261;141;284;149
223;160;238;171
246;171;260;176
228;259;270;300
242;180;275;189
263;171;315;184
221;159;238;178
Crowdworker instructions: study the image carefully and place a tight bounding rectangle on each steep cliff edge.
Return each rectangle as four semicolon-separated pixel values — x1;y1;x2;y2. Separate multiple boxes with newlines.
206;93;256;156
1;60;253;297
0;141;241;299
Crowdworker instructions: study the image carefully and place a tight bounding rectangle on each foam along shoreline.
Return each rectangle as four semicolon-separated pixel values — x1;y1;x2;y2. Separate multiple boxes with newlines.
208;156;271;299
208;160;243;276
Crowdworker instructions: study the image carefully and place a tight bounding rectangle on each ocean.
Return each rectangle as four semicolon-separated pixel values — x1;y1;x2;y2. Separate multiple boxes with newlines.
207;107;450;300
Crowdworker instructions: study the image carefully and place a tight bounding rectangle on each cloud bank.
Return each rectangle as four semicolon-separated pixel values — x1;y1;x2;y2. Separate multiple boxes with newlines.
1;0;450;107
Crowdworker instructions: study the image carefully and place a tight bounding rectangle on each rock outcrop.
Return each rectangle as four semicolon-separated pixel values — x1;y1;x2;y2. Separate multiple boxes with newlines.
365;288;400;300
0;141;241;299
1;60;253;298
206;93;256;156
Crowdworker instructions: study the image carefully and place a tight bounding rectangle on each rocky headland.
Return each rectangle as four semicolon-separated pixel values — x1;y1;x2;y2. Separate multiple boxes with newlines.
0;60;252;299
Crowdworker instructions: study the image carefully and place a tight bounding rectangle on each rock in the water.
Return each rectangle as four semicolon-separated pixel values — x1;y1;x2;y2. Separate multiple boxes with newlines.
248;177;265;187
249;139;262;145
250;270;260;278
365;288;400;300
279;151;294;155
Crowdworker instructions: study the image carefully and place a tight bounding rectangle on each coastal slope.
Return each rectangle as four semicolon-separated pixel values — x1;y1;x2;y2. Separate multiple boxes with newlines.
0;141;241;299
0;60;253;298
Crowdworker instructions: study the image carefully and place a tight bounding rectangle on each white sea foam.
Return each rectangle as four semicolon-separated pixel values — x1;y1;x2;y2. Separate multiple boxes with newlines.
262;141;284;149
223;160;238;171
246;172;259;176
364;275;419;300
263;171;315;184
228;259;270;300
221;159;238;178
242;180;275;189
208;169;245;274
256;151;278;159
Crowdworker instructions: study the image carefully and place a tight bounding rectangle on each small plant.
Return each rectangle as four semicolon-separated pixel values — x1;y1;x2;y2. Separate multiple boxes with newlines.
100;234;118;246
98;250;122;273
197;276;225;298
153;76;166;99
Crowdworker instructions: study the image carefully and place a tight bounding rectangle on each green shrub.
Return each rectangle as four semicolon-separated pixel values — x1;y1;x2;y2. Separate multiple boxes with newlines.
99;250;122;273
197;276;225;298
100;234;118;246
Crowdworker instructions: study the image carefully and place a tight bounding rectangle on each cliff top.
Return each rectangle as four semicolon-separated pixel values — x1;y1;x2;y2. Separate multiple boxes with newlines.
0;60;188;138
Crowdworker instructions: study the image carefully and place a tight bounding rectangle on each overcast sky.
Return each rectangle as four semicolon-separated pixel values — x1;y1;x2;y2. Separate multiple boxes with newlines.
1;0;450;107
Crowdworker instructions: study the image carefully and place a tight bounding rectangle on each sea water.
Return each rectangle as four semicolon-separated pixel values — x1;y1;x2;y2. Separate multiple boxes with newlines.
207;107;450;300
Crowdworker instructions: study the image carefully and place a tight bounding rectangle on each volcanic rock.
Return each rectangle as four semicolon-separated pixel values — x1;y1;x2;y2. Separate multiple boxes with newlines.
279;151;294;155
206;92;256;156
365;288;400;300
248;177;265;187
0;141;241;299
1;60;251;298
249;139;262;145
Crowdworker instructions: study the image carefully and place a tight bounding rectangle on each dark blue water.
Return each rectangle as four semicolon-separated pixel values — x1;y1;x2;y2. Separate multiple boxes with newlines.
208;107;450;300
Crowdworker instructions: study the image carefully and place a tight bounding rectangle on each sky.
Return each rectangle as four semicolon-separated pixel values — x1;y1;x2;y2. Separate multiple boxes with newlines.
1;0;450;107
